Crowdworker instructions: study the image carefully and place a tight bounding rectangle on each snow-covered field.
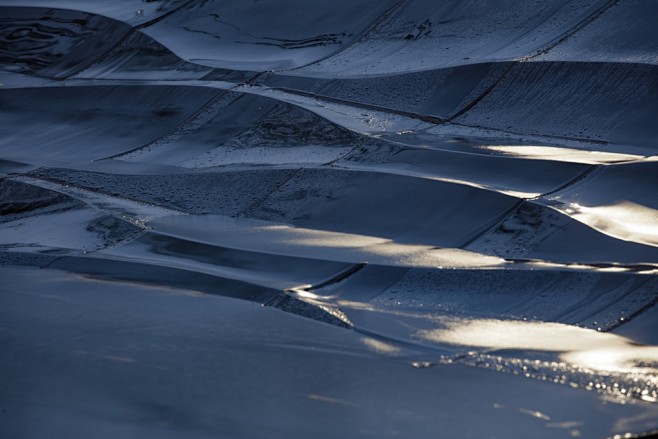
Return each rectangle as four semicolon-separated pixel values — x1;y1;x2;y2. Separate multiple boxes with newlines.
1;1;658;437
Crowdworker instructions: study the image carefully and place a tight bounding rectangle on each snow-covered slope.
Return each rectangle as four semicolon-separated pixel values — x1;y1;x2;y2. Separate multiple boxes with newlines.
1;1;658;437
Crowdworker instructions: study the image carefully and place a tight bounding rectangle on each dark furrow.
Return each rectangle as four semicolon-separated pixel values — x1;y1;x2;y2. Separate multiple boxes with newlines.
532;164;600;200
286;0;410;73
446;63;517;122
98;66;292;162
460;160;648;257
58;28;134;80
555;275;657;331
263;294;354;328
17;174;185;213
271;86;446;123
459;198;526;249
100;88;233;161
602;291;658;333
262;263;368;327
136;1;201;30
523;0;622;61
237;167;303;217
59;0;200;80
445;0;623;123
244;70;274;86
448;121;610;146
310;262;367;290
503;258;658;273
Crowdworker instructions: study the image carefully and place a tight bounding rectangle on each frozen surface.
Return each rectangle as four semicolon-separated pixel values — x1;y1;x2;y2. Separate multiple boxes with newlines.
1;1;658;438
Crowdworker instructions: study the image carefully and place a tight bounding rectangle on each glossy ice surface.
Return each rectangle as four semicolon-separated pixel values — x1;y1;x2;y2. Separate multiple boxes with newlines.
1;1;658;438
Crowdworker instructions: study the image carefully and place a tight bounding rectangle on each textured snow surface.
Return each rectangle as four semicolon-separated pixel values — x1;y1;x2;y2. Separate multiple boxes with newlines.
1;1;658;438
